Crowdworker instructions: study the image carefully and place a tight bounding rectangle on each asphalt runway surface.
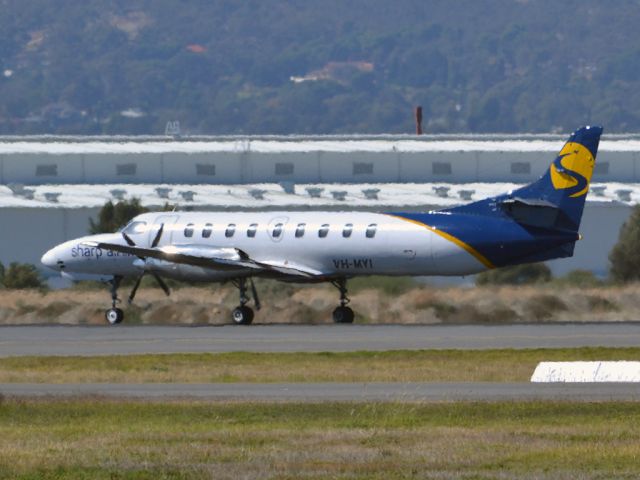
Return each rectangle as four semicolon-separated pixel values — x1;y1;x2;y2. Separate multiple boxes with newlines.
2;382;639;401
1;324;640;357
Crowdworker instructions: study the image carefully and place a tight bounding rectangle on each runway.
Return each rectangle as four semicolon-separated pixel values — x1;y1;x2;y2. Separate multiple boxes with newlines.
0;323;639;357
2;382;639;401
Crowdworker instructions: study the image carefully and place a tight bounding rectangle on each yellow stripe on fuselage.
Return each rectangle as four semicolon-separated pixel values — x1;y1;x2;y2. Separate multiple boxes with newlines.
387;215;495;269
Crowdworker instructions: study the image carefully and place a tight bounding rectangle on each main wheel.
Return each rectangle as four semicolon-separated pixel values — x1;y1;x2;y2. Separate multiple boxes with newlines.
105;307;124;325
332;306;354;324
232;306;254;325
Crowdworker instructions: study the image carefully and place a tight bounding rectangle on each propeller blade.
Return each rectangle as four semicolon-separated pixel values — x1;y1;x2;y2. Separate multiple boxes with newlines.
122;232;136;246
249;277;261;310
128;274;144;304
122;231;146;260
151;224;164;248
152;272;171;297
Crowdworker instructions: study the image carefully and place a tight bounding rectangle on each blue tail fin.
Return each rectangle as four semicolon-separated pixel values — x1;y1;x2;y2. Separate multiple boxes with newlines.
448;125;603;232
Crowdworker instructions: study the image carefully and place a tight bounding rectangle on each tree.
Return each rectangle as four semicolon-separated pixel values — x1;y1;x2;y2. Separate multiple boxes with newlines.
3;262;44;289
609;205;640;282
89;198;149;234
475;263;552;286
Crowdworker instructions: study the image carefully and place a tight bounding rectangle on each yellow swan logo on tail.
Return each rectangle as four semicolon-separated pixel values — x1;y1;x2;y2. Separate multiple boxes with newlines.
549;142;595;198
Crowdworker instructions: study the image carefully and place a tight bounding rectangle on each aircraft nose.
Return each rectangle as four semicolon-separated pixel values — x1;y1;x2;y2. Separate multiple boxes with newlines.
41;248;61;270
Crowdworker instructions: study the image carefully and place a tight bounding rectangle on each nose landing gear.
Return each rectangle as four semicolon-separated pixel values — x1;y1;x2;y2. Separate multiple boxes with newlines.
332;279;354;324
105;275;124;325
231;277;261;325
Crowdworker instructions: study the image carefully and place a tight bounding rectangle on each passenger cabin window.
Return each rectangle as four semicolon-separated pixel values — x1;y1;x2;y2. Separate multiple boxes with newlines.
295;223;306;238
123;221;147;235
202;223;212;238
318;224;330;238
247;223;258;238
366;223;377;238
272;223;284;238
225;224;236;238
184;223;195;238
343;223;353;238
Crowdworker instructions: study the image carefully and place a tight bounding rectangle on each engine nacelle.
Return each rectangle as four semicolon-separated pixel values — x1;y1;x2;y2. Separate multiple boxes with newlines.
135;258;243;282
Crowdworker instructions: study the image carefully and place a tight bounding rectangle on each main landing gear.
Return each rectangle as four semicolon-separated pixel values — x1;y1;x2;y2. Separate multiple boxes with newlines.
105;275;124;325
231;277;261;325
331;279;354;324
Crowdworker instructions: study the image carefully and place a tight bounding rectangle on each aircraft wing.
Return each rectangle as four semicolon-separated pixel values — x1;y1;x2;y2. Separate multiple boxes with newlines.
252;259;325;278
81;241;325;278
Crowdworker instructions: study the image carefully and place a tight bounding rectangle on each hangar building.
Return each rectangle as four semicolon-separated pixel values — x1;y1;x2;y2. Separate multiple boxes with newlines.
0;133;637;280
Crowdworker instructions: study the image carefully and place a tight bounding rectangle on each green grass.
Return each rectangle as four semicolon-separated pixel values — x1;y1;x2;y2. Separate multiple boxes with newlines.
1;347;640;383
0;399;639;479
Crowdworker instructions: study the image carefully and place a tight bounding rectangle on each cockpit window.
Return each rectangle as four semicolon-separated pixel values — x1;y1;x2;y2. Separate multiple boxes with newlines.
122;221;147;235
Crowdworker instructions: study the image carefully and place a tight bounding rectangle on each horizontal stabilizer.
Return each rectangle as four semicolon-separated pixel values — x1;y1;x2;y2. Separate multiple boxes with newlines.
500;197;561;228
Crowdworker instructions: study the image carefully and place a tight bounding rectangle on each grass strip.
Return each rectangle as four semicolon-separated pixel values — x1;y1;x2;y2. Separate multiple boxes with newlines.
1;347;640;383
0;399;639;479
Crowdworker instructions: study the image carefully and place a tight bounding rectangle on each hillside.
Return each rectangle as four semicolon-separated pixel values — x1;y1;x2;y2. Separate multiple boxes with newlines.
1;0;639;135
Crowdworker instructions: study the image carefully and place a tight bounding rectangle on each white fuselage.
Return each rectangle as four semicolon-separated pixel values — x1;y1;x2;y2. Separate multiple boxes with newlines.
42;210;487;282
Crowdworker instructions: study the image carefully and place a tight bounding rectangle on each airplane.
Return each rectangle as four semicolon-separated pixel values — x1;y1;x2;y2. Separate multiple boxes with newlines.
41;125;602;326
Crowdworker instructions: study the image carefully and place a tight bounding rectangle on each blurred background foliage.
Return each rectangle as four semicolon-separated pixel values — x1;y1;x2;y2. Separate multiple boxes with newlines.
0;0;637;135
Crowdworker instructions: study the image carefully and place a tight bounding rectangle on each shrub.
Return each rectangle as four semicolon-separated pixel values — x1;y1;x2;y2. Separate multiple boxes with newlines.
349;276;419;295
554;269;603;288
524;294;567;320
585;295;619;312
3;262;45;289
475;263;552;286
609;205;640;282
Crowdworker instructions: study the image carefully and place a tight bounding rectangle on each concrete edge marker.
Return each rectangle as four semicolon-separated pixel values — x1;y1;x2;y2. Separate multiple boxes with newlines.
531;361;640;383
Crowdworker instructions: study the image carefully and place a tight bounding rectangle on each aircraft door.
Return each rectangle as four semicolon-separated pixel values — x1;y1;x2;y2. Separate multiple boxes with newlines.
148;214;180;246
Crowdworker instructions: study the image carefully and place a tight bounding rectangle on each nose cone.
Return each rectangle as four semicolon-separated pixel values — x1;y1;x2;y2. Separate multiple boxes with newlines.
41;248;61;270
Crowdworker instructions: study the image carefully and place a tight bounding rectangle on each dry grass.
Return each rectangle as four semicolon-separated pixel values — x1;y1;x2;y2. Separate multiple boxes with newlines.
0;399;639;479
0;348;638;383
1;280;640;325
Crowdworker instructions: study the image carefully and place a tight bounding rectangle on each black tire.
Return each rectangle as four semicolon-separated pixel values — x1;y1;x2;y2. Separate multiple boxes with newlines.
105;307;124;325
332;306;354;324
232;306;254;325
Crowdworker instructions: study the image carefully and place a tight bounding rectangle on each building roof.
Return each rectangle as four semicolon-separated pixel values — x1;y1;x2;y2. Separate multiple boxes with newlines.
0;134;639;154
0;182;633;210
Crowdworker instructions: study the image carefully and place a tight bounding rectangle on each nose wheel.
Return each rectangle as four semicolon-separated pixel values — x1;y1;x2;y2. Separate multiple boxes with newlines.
105;275;125;325
332;279;355;324
105;307;124;325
